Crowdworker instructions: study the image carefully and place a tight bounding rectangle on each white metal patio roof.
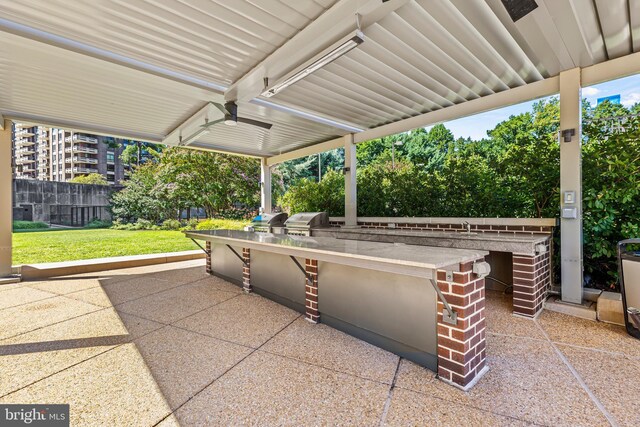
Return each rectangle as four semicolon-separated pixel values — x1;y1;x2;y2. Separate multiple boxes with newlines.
0;0;638;158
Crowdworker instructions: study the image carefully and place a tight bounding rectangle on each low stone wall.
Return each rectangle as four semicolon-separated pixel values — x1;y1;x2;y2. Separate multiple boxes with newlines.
12;179;119;226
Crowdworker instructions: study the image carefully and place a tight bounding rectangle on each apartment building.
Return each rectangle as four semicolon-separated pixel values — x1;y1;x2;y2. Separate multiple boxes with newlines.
49;128;129;185
12;123;49;180
12;123;130;185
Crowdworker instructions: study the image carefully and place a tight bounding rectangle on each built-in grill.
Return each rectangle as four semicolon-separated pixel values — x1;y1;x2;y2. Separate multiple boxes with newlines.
284;212;329;236
249;212;288;234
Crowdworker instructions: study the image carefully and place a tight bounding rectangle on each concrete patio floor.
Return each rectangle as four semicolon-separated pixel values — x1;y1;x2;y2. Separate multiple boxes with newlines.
1;260;639;426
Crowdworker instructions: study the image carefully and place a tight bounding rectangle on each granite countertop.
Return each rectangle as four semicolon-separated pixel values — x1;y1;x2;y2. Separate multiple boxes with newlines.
185;230;487;271
318;227;549;243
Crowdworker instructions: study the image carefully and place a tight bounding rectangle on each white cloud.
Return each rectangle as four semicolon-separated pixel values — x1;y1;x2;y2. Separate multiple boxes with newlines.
621;92;640;107
582;87;600;96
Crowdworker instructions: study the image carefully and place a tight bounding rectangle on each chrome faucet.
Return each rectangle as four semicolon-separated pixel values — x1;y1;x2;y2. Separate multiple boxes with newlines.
462;221;471;234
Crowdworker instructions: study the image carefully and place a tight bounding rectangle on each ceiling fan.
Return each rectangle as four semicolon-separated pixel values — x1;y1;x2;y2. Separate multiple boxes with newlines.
208;101;272;130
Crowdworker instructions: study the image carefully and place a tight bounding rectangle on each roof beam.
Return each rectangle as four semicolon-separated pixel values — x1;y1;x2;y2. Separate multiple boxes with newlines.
353;76;560;143
581;50;640;86
3;111;163;143
266;137;346;166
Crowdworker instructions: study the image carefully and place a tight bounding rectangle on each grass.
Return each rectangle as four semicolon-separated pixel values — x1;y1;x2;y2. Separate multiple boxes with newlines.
13;229;200;265
13;220;49;230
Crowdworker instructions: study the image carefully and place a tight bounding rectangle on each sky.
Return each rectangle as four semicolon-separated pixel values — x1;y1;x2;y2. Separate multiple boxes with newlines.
432;74;640;140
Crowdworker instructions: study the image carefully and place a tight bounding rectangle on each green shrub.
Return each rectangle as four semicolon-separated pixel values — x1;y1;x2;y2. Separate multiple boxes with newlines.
13;221;49;230
133;219;153;230
161;219;181;230
85;219;112;229
195;218;248;230
184;218;200;230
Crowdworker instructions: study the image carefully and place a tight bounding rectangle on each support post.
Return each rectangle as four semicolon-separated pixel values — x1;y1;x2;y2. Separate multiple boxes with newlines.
260;158;272;214
559;68;583;304
436;260;488;390
344;133;357;227
0;120;12;277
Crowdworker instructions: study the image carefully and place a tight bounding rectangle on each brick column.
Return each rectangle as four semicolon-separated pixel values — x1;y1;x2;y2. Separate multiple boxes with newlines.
242;248;251;293
205;242;212;275
512;241;550;317
436;259;487;390
305;259;319;323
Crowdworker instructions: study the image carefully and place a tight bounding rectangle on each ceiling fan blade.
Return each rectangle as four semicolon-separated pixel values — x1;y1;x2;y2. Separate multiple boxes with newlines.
202;118;224;129
238;116;273;130
211;102;228;115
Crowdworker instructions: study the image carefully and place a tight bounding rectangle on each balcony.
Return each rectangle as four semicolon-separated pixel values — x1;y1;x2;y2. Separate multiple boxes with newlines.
15;157;36;165
15;139;36;147
16;147;36;155
72;156;98;164
66;167;99;174
65;134;98;144
65;145;98;155
15;129;35;137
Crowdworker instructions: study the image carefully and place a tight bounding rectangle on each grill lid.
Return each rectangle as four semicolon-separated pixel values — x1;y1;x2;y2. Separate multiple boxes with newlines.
284;212;329;229
251;212;288;227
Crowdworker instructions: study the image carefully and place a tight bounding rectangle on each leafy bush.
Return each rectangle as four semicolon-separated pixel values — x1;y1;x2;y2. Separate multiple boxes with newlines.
85;219;112;229
184;218;200;230
69;173;109;185
195;218;248;230
279;170;345;216
13;221;49;230
133;219;153;230
161;219;182;230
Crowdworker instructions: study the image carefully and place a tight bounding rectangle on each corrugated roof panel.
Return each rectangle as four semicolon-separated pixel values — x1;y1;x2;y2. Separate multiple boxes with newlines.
0;0;339;85
594;0;633;59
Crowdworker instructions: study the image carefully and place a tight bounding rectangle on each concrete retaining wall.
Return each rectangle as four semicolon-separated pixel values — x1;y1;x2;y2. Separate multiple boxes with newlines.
12;179;120;225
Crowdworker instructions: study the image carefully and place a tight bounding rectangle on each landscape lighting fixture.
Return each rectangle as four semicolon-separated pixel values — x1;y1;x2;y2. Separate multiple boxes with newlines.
261;30;365;98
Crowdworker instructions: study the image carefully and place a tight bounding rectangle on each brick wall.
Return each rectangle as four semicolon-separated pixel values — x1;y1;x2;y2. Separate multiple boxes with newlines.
436;260;488;390
305;259;319;323
205;242;212;275
242;248;251;293
512;241;551;317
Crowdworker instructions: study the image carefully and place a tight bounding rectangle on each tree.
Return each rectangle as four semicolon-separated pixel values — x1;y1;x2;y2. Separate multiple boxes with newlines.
154;148;260;218
406;124;454;172
110;163;172;222
490;98;560;217
69;173;109;185
119;141;162;166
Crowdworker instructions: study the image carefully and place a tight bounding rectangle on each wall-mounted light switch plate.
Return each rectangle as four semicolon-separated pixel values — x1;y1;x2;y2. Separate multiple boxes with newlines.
563;191;576;204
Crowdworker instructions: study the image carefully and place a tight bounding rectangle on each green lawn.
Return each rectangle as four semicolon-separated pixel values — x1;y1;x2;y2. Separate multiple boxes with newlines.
13;229;200;265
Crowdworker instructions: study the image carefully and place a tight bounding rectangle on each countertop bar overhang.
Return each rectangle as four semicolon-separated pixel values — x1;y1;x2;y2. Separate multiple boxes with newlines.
185;230;488;279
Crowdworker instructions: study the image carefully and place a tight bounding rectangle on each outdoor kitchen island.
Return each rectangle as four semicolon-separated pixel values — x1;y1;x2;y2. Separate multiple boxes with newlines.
186;229;491;389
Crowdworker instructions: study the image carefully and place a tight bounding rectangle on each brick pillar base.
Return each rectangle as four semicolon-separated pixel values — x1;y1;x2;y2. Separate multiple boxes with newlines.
205;242;212;275
305;259;319;323
512;241;550;317
436;259;488;390
242;248;251;293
